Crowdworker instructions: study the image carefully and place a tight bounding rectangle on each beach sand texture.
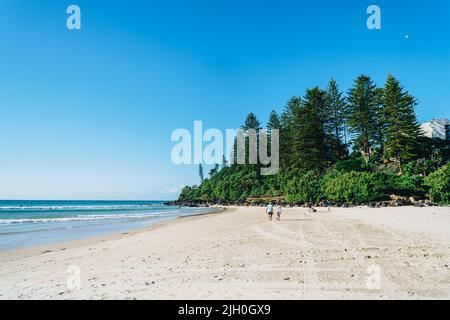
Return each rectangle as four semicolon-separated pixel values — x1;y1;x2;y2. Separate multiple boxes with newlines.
1;206;450;300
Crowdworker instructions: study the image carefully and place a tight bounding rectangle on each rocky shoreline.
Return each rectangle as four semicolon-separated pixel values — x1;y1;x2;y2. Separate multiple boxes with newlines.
165;195;437;209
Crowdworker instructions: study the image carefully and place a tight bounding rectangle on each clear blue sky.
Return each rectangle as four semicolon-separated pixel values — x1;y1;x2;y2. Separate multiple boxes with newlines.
0;0;449;200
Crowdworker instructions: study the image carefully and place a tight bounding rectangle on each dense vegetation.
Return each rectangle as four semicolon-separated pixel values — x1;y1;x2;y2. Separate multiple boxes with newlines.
179;75;450;206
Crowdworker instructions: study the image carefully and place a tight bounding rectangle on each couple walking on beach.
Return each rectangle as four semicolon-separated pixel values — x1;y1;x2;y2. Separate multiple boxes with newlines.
266;202;282;221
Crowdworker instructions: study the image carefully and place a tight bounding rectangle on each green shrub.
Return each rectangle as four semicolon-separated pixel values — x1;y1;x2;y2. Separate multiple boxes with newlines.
334;157;367;172
322;171;388;204
389;173;425;197
403;160;433;176
283;170;322;204
424;163;450;205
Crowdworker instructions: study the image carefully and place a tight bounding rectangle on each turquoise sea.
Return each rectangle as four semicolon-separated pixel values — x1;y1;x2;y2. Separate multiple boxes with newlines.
0;200;219;251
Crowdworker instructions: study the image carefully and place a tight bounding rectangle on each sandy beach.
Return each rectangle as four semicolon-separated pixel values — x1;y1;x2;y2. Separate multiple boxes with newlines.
1;206;450;300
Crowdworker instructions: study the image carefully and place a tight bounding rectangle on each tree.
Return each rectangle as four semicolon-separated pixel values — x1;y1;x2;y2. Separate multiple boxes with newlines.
347;75;378;163
292;87;329;172
209;163;220;177
325;79;348;159
280;97;302;168
242;112;261;131
221;155;228;170
199;164;204;183
267;110;281;130
236;113;263;179
373;87;386;154
381;75;422;173
231;113;260;166
266;110;281;160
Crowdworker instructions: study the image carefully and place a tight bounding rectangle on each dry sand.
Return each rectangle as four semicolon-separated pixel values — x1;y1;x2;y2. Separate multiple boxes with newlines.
1;206;450;300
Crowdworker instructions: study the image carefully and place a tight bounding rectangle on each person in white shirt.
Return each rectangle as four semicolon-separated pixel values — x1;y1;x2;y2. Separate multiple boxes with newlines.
276;204;283;221
266;202;274;221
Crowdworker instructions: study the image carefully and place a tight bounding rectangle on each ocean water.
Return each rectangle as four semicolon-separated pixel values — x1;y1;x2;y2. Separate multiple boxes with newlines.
0;200;219;251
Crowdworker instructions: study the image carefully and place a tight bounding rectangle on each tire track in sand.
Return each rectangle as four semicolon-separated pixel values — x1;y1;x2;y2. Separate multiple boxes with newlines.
253;221;322;299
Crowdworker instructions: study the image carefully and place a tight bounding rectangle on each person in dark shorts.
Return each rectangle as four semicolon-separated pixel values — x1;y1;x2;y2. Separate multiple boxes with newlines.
266;202;274;221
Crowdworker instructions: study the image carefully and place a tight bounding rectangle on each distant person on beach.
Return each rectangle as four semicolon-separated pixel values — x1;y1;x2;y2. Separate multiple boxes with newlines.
307;202;317;214
276;204;283;221
266;202;274;221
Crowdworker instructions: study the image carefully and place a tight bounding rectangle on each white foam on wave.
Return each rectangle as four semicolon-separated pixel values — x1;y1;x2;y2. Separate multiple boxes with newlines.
0;211;179;225
0;204;163;211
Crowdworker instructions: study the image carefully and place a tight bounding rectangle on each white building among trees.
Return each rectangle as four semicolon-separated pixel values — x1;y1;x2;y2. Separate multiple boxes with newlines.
421;118;450;140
